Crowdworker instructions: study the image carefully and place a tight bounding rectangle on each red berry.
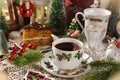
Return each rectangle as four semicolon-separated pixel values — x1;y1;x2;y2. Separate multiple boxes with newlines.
12;45;18;51
8;55;14;61
17;50;23;56
116;42;120;48
21;48;26;52
28;44;36;49
21;43;28;48
17;48;25;56
10;50;16;55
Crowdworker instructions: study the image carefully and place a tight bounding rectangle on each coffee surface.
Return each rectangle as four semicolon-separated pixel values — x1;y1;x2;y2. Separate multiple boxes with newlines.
55;42;80;51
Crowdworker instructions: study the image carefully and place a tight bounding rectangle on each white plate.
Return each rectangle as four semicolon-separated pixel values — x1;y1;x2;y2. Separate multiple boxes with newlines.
40;51;93;78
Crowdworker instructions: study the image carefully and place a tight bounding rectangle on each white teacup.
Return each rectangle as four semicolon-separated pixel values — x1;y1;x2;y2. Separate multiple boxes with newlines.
52;38;83;70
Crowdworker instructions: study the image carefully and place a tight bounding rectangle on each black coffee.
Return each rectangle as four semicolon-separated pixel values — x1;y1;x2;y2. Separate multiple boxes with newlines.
55;42;80;51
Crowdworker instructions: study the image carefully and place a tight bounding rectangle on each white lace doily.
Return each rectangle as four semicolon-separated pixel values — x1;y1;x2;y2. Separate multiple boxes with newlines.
0;38;120;80
0;60;74;80
0;60;7;71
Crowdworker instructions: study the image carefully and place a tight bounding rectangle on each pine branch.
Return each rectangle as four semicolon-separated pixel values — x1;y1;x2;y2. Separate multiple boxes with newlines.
10;49;44;67
0;15;8;32
82;68;111;80
81;59;120;80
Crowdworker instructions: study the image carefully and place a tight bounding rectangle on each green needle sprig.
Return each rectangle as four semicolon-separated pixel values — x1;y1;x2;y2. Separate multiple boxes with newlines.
81;58;120;80
9;49;44;67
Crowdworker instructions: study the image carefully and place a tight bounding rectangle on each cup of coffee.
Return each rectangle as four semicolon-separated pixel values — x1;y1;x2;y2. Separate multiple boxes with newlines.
52;38;83;70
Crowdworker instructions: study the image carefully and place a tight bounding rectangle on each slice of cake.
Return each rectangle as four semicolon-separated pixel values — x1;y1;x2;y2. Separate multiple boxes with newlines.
22;26;53;47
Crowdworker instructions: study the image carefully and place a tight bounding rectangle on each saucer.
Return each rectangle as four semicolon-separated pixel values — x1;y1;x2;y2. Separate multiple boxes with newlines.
40;51;93;78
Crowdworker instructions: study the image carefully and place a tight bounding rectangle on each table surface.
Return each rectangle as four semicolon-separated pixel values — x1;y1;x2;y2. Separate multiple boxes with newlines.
0;69;120;80
0;70;8;80
1;34;120;80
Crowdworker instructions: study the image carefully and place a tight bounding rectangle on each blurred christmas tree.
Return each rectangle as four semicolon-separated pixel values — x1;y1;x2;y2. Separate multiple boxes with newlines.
107;0;120;39
0;30;8;54
0;8;8;32
0;8;8;53
15;0;20;6
48;0;67;35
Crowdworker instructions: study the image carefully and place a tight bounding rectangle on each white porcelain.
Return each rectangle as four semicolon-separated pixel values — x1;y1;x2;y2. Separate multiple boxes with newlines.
52;38;83;70
105;38;117;59
40;51;92;78
75;8;111;50
51;34;59;41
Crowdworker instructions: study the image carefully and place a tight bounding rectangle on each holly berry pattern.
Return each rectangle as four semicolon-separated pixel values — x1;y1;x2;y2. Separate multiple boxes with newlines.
74;51;82;59
55;51;82;62
56;53;71;61
44;61;53;69
86;16;106;22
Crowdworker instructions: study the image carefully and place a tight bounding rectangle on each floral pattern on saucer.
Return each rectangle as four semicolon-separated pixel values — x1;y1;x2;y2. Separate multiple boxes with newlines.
40;51;93;78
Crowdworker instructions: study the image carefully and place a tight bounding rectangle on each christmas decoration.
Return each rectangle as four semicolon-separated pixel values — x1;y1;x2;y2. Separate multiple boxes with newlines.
18;0;34;26
0;8;8;32
81;59;120;80
0;30;8;54
67;18;79;31
0;8;8;54
48;0;67;35
91;0;100;8
66;18;82;40
105;38;117;59
10;49;44;67
8;43;44;67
